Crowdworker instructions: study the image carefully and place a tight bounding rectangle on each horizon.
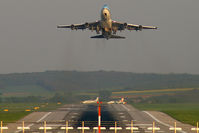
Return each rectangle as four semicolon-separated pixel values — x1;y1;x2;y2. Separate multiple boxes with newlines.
0;0;199;74
0;69;198;75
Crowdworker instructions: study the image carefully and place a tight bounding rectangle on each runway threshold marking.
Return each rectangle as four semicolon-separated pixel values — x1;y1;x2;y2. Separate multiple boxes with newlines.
15;112;52;133
143;111;187;133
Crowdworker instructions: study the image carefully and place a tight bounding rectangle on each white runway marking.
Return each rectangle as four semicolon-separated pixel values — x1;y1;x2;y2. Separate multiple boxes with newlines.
36;112;52;122
118;112;124;115
143;111;187;133
15;112;52;133
121;104;130;111
71;116;76;118
120;116;125;118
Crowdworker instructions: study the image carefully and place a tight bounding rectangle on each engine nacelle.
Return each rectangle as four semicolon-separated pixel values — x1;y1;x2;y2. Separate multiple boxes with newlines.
90;26;94;32
124;23;128;29
71;24;75;30
96;26;100;34
85;22;89;28
139;25;143;31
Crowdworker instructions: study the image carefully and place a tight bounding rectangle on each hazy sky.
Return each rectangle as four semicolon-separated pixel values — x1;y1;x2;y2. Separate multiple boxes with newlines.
0;0;199;74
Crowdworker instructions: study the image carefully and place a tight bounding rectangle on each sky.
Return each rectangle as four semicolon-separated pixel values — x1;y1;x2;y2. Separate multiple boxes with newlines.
0;0;199;74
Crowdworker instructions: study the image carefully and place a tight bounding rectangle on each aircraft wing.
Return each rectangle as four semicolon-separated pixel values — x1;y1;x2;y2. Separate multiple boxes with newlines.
112;21;158;31
57;21;100;30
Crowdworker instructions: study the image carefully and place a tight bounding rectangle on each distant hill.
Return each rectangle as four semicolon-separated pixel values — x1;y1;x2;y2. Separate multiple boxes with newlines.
0;71;199;93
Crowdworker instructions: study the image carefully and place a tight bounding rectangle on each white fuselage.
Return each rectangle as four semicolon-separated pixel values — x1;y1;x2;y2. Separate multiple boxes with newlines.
100;7;112;37
82;97;99;104
107;98;126;104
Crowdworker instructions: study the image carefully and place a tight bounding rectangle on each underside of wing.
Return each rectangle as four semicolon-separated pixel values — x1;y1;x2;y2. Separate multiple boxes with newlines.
57;23;87;30
128;24;158;30
57;21;100;31
112;21;158;31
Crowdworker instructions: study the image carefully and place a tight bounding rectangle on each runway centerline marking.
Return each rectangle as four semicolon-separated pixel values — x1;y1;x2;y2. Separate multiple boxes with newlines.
143;111;187;133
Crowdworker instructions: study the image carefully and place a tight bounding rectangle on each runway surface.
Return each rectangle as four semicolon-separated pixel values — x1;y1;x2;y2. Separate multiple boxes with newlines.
6;104;194;133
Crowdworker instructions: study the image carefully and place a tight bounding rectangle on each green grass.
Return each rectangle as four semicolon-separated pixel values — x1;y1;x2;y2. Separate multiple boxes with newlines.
0;103;41;111
132;103;199;126
0;103;62;123
0;112;31;123
164;110;199;126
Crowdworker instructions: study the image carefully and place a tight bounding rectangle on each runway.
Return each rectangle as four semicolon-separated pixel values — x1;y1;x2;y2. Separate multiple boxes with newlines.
6;104;194;133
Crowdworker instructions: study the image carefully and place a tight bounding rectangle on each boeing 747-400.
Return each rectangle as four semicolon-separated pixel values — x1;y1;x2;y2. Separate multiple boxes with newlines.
57;5;157;39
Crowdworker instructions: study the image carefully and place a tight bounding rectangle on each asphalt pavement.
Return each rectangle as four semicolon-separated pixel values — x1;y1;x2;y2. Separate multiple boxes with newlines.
5;104;195;133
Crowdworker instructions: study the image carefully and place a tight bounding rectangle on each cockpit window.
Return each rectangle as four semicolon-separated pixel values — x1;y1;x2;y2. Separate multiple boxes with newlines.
102;4;110;11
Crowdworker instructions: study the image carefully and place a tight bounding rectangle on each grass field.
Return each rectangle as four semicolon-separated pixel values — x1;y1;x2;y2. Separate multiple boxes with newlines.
132;103;199;126
113;88;198;95
0;103;62;123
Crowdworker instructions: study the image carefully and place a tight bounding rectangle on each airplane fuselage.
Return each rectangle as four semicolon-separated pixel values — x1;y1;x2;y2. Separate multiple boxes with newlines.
100;6;113;39
57;5;157;39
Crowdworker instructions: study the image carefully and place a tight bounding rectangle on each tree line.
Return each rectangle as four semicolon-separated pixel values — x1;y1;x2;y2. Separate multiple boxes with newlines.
0;71;199;92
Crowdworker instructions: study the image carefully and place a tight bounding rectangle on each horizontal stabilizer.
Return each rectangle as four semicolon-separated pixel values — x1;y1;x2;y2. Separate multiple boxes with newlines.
110;35;125;39
90;35;104;38
91;35;125;39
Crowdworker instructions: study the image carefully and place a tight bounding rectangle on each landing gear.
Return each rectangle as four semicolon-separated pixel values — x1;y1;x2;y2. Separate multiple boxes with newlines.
102;28;111;40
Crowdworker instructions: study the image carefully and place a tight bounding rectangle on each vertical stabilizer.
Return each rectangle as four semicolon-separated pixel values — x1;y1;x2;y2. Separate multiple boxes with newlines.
121;98;124;102
96;97;99;102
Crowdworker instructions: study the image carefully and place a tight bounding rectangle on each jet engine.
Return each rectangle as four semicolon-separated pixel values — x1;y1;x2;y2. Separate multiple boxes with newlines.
124;23;128;29
90;26;94;32
139;25;143;31
85;22;89;28
136;25;143;31
71;24;75;30
96;26;100;34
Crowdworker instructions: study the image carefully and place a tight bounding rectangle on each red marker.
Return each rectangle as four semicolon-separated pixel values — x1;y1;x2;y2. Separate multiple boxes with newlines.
97;101;102;133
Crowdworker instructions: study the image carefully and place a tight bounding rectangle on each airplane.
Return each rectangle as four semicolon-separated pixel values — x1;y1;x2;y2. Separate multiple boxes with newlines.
57;5;157;39
107;98;126;104
81;97;99;104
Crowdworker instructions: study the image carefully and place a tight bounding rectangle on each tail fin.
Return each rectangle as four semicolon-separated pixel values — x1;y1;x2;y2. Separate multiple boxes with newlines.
96;97;99;102
121;98;124;102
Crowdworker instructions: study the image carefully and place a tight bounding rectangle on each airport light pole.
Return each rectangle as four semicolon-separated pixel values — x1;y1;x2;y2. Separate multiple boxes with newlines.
65;121;68;133
1;121;2;133
97;101;102;133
